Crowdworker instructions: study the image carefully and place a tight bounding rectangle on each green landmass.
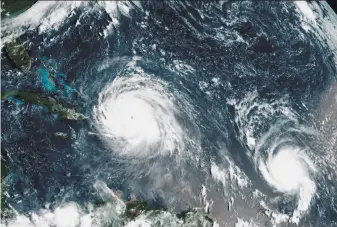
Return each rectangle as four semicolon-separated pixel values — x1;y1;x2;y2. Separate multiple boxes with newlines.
1;91;86;121
1;160;12;219
125;200;153;219
1;0;37;18
54;132;69;139
5;38;31;71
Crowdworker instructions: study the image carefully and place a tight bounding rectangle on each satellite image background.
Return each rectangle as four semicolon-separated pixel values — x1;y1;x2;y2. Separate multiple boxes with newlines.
1;1;337;226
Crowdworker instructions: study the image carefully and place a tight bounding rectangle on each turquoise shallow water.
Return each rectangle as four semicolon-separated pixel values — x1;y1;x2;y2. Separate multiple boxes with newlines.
38;68;56;92
1;1;337;226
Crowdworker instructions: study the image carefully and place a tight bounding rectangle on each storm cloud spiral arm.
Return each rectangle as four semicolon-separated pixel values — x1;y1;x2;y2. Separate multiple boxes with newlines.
256;129;318;224
92;75;188;158
1;1;337;227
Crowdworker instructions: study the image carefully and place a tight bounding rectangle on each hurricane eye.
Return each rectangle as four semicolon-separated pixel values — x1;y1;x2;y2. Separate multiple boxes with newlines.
92;75;189;158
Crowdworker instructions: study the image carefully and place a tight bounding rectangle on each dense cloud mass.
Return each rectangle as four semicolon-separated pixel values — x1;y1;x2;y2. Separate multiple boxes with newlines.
1;1;337;227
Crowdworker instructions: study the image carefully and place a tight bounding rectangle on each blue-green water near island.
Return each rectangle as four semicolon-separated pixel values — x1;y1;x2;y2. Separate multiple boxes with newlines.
1;1;337;227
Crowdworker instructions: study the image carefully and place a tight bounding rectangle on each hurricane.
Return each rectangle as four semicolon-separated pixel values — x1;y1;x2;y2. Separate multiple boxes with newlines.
255;122;318;224
92;74;187;158
1;1;337;227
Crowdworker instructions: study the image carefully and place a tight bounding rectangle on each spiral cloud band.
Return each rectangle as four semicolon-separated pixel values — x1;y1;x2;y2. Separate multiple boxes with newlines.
258;142;317;224
92;75;188;158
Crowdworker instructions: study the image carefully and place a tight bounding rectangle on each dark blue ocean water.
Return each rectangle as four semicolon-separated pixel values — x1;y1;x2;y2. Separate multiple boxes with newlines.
1;1;337;226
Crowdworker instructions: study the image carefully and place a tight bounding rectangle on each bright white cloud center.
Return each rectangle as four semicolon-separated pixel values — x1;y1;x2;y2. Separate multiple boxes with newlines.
259;145;317;224
92;75;186;158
